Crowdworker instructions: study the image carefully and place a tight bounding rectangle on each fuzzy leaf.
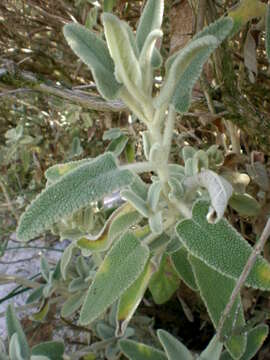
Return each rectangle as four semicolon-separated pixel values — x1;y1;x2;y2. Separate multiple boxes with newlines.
229;193;260;217
26;285;45;304
17;153;133;242
9;334;24;360
171;247;198;291
31;341;64;360
154;35;218;108
45;158;92;183
176;200;270;290
147;181;162;212
165;18;233;113
79;232;149;325
119;339;167;360
102;13;142;90
149;211;163;235
184;170;233;223
266;5;270;63
116;261;154;336
106;135;128;157
121;190;150;218
149;254;180;304
61;292;85;318
190;256;247;358
220;324;269;360
6;305;30;360
60;242;76;280
136;0;164;68
157;329;193;360
198;336;223;360
63;23;121;99
40;256;50;282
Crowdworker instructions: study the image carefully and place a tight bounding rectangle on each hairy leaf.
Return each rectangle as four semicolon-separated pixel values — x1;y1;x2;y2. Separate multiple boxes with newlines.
154;36;218;108
31;341;64;360
63;23;121;99
17;153;133;242
229;193;260;217
171;247;198;291
176;200;270;290
6;305;30;360
60;243;76;280
9;333;24;360
119;339;167;360
79;232;149;325
121;190;150;218
220;324;269;360
45;158;92;183
136;0;164;68
116;260;154;336
184;170;233;223
190;256;247;358
198;336;223;360
61;292;85;318
149;254;180;304
102;13;142;91
157;329;193;360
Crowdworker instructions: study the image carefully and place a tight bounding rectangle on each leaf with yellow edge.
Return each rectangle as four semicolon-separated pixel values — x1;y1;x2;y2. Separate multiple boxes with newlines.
79;232;149;325
220;324;269;360
77;203;141;253
116;260;154;336
228;0;266;35
119;339;167;360
149;254;180;304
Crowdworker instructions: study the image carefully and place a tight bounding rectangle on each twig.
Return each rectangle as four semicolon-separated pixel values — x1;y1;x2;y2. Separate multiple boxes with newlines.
0;274;41;289
0;178;19;221
216;218;270;340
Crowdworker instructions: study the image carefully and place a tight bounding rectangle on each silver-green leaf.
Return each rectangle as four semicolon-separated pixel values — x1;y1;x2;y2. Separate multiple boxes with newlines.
63;23;121;99
17;153;134;242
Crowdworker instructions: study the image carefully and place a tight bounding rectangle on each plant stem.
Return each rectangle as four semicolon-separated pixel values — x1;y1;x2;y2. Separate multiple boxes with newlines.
216;218;270;340
163;105;177;162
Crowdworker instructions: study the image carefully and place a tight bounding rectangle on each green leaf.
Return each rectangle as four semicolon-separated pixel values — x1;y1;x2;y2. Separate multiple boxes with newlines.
6;305;30;360
119;339;167;360
102;13;142;91
176;200;270;290
30;356;50;360
149;211;163;235
229;193;260;217
61;243;76;280
154;35;218;108
147;181;162;213
40;256;50;282
220;324;269;360
116;260;154;336
26;285;45;304
61;292;86;318
149;254;180;304
184;170;233;223
103;0;118;12
17;153;134;242
63;23;121;99
79;232;149;325
142;131;151;160
9;333;24;360
190;256;247;358
136;0;164;53
266;5;270;63
121;190;150;218
171;247;198;291
157;329;193;360
106;135;129;157
167;18;233;113
198;335;223;360
45;158;93;183
31;341;64;360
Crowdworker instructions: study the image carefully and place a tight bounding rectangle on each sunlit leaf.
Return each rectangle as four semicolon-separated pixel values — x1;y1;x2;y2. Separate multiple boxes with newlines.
157;329;193;360
31;341;64;360
79;232;149;325
119;339;167;360
17;153;134;242
63;23;121;99
171;247;198;291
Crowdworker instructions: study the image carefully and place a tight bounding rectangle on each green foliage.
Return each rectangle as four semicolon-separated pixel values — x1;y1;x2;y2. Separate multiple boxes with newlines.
31;342;64;360
176;201;270;290
79;232;149;325
149;254;180;304
171;247;198;291
157;329;193;360
229;193;260;217
17;153;133;241
190;256;247;358
63;23;121;99
119;339;167;360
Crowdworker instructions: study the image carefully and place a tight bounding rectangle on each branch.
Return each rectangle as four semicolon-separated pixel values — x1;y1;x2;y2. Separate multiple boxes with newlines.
0;64;127;113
